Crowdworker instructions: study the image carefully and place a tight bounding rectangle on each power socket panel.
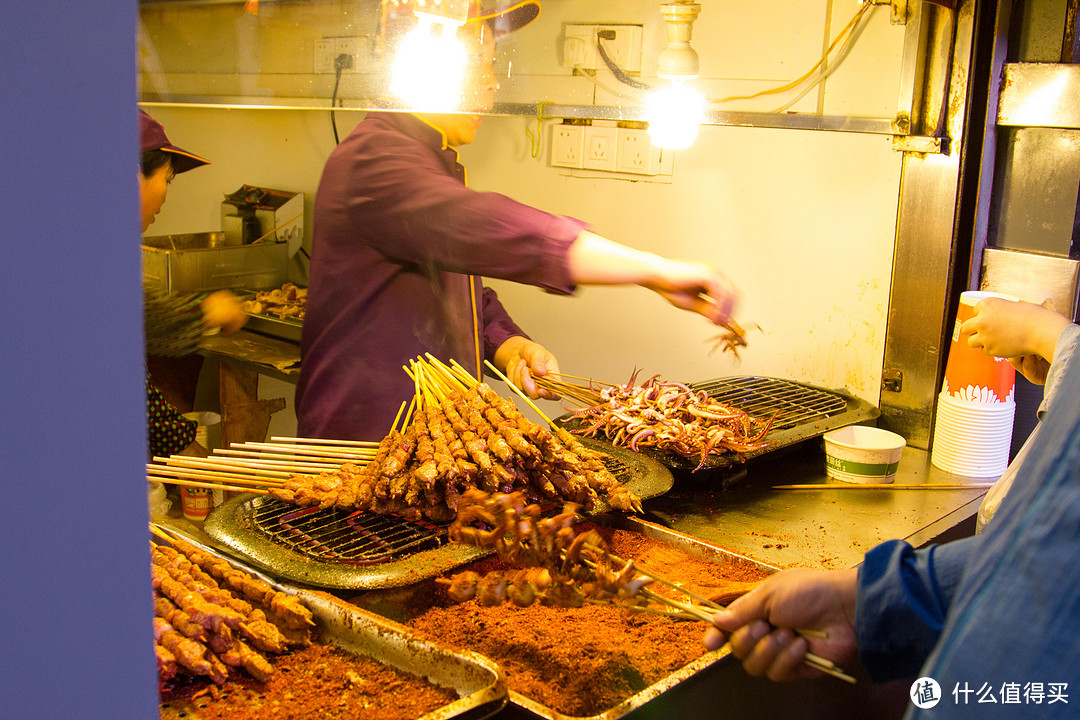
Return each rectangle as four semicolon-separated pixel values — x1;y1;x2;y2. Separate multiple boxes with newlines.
563;24;643;73
315;35;369;73
551;123;672;177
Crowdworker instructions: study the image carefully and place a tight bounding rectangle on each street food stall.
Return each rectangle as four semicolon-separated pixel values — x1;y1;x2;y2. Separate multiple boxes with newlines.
7;0;1080;718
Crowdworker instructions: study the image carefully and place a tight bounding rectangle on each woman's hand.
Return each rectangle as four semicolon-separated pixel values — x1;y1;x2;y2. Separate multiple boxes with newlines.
201;290;248;335
704;567;860;683
493;336;561;400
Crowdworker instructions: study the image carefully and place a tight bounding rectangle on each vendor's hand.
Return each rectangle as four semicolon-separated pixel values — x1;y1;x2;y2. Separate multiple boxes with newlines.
647;259;738;327
493;336;561;400
962;298;1070;366
703;567;860;683
201;290;248;335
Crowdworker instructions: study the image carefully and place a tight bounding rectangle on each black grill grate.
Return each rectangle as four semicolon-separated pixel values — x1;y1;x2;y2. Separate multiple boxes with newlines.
245;452;635;567
691;376;848;432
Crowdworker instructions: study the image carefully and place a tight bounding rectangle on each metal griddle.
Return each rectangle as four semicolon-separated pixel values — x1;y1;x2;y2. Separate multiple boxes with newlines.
204;438;674;590
556;376;879;480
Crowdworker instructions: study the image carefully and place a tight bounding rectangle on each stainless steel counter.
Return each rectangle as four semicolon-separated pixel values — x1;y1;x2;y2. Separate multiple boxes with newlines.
640;440;989;571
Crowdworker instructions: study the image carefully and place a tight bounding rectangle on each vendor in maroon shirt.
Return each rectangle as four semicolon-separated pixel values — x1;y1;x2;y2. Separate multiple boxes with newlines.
297;1;739;441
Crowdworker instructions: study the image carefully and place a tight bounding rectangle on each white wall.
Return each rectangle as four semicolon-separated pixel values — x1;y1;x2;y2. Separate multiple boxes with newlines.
143;0;908;435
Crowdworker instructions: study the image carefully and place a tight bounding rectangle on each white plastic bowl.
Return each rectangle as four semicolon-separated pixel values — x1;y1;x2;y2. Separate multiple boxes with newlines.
823;426;907;484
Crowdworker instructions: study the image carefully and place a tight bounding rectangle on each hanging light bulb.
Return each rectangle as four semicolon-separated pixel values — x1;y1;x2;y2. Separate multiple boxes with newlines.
646;79;705;150
389;1;471;111
648;1;705;149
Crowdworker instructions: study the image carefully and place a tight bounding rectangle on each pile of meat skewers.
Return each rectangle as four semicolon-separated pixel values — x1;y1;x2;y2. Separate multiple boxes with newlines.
438;489;656;610
540;371;775;471
151;531;315;687
269;358;642;523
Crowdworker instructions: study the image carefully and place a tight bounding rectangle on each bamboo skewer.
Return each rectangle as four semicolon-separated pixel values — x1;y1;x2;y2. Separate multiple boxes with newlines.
773;483;995;490
155;476;269;495
270;436;380;447
229;441;378;460
212;448;350;465
153;456;294;478
147;465;287;487
161;455;333;473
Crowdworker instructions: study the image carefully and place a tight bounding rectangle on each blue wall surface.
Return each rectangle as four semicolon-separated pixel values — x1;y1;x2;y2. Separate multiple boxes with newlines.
0;2;159;717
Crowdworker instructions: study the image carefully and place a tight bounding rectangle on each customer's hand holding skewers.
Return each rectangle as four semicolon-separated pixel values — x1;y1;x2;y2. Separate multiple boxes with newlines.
703;567;861;683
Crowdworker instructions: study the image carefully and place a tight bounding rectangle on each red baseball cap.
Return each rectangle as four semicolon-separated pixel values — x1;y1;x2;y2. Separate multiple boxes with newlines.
139;109;210;174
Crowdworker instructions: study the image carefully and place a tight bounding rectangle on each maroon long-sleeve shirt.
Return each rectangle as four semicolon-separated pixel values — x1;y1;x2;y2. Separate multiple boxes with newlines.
296;112;585;441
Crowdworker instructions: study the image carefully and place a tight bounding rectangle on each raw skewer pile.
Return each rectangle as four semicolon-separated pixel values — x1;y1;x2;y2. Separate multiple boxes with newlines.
539;370;775;470
150;528;315;686
267;357;642;522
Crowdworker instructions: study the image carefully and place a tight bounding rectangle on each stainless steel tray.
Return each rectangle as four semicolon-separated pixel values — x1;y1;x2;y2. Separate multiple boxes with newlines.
203;438;674;590
156;527;507;720
242;311;303;342
351;515;777;720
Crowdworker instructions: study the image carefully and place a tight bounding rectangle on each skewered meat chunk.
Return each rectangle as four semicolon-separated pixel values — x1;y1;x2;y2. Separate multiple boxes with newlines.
155;644;178;682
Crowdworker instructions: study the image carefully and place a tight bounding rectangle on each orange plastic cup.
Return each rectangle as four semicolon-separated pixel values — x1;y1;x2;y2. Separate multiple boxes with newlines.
942;291;1018;404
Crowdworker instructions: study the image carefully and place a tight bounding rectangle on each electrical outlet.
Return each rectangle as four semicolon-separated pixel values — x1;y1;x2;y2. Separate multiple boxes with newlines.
616;128;662;175
551;124;584;168
583;124;618;171
334;36;368;73
563;24;642;73
315;36;369;73
315;37;337;73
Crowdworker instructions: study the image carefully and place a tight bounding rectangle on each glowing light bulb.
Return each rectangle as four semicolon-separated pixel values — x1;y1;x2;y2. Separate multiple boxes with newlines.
646;80;705;150
390;15;468;111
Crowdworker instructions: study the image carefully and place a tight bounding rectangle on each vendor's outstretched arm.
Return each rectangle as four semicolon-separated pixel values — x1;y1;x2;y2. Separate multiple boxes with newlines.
568;231;738;326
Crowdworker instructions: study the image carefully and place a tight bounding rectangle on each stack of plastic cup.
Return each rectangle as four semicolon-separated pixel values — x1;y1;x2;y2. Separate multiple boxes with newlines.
930;291;1018;477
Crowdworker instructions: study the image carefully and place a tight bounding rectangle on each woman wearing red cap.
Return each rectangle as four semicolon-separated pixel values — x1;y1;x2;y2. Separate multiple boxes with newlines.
139;109;247;458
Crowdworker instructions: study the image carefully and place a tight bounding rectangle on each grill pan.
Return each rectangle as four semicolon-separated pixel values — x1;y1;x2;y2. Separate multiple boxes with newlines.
556;376;879;476
204;438;674;590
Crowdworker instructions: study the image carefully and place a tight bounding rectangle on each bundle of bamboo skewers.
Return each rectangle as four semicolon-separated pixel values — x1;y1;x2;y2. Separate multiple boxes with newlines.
147;356;642;524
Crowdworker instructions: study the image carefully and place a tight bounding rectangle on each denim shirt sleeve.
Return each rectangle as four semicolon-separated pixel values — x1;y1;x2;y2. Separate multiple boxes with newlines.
1038;323;1080;419
854;536;975;681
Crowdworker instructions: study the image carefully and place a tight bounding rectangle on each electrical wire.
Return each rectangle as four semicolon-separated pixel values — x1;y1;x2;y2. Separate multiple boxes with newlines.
708;2;873;105
595;33;650;90
525;100;553;158
330;53;351;144
770;3;878;112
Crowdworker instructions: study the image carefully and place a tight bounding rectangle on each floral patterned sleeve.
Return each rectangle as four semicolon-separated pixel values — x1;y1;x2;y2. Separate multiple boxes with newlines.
144;285;207;357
